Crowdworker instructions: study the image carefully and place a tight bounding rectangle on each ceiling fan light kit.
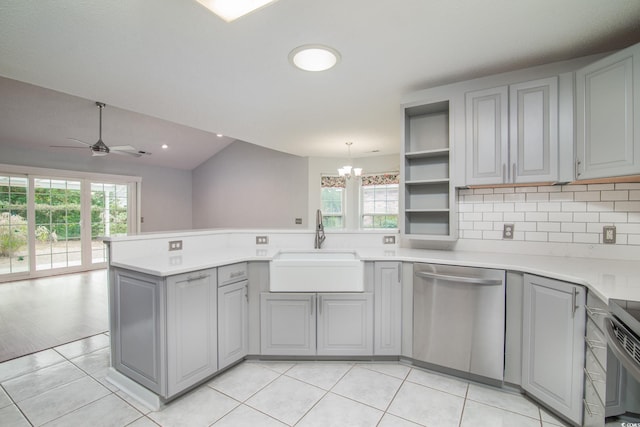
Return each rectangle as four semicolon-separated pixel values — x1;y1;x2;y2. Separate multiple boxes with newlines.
51;102;151;158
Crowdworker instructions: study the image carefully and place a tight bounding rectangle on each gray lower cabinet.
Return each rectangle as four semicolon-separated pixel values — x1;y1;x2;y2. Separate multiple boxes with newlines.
111;267;218;399
217;280;249;370
317;293;373;356
374;262;402;355
522;274;586;426
260;292;373;356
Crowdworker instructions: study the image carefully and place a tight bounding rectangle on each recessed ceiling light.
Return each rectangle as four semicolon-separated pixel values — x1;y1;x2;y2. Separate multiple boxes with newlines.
162;144;169;149
195;0;278;22
216;134;223;137
289;45;341;72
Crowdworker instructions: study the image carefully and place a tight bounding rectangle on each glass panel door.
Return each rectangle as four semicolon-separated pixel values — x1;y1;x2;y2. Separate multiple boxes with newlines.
0;175;29;275
34;178;82;271
91;182;129;264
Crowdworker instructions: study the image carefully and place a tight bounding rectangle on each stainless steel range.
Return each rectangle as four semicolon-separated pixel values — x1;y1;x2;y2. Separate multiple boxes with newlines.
605;299;640;423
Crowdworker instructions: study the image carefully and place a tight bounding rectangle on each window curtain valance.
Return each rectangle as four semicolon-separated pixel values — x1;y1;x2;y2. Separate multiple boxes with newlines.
321;175;346;188
361;173;399;186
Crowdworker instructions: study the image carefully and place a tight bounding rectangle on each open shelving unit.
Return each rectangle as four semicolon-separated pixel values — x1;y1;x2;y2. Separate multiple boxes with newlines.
401;100;457;240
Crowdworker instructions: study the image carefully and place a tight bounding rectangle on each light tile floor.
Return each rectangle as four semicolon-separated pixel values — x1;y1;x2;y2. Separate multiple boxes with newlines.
0;334;571;427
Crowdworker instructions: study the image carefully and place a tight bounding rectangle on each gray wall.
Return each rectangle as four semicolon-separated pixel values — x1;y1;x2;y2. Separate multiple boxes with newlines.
192;141;308;228
0;145;192;232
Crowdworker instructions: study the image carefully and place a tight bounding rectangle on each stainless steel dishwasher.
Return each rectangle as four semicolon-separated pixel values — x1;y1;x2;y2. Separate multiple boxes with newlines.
413;263;506;383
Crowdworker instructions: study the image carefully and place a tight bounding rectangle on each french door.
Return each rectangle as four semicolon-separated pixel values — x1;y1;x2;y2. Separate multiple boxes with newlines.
0;170;139;281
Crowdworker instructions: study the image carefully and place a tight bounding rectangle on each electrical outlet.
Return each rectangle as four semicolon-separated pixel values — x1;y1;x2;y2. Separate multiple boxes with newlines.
295;218;302;225
383;235;396;244
168;240;183;251
603;226;616;244
503;224;514;239
256;236;269;245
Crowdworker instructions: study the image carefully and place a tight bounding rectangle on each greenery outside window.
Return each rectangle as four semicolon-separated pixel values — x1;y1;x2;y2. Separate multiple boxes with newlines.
361;173;399;229
320;175;345;229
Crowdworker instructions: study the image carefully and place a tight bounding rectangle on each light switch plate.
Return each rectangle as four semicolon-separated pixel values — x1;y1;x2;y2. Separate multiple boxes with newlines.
603;226;616;244
503;224;514;239
256;236;269;245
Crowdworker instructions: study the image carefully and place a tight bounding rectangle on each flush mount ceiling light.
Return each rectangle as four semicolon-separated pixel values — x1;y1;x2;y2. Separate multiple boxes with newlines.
195;0;278;22
289;45;341;72
338;142;362;179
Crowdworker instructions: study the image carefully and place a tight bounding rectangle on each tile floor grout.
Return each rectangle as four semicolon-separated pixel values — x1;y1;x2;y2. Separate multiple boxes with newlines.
0;335;571;427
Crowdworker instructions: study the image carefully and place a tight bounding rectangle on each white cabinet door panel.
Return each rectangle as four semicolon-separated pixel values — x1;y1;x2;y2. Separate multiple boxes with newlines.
374;262;402;355
466;86;509;185
218;280;248;370
522;274;585;426
510;77;558;183
317;293;373;356
260;293;315;356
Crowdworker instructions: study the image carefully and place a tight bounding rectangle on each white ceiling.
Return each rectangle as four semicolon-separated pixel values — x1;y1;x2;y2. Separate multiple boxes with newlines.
1;0;639;169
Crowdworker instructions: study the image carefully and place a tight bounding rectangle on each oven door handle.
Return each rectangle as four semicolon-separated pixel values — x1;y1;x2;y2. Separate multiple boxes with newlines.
605;316;640;384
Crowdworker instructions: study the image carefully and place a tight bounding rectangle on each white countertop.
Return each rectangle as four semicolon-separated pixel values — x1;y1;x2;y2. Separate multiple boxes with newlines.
110;246;640;304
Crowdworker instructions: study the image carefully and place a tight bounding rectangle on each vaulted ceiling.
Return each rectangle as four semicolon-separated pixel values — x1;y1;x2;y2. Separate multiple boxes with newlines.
1;0;639;170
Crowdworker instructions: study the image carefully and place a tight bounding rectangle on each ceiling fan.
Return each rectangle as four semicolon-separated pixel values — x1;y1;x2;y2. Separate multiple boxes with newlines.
51;102;151;157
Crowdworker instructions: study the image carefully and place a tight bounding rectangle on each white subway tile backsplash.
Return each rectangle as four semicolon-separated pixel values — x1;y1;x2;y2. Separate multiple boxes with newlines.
574;191;601;202
588;184;615;191
526;192;550;202
548;212;574;222
573;212;599;223
550;192;574;201
537;202;561;212
515;202;538;212
537;222;561;232
457;183;640;247
561;222;586;233
600;212;628;223
574;233;599;244
503;212;525;222
561;202;587;212
526;232;548;241
548;233;573;243
504;193;526;202
526;212;548;222
615;201;640;212
601;191;629;201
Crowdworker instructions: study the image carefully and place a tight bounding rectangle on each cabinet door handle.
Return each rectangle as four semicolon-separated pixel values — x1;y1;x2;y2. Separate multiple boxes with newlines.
571;287;577;317
319;296;323;315
398;264;401;283
576;159;581;177
244;285;248;302
502;164;506;184
512;163;516;183
311;295;315;316
185;274;209;283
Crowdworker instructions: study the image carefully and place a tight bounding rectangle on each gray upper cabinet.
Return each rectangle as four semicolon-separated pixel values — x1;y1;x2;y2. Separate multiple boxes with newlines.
576;42;640;180
374;262;402;355
522;274;585;426
466;77;559;185
166;269;218;397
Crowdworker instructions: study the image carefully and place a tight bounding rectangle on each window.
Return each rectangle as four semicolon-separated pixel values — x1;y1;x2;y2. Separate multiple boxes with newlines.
361;173;399;229
320;175;346;228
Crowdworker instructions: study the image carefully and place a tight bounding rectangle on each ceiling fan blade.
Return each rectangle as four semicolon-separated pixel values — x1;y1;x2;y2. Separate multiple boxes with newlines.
110;145;152;156
66;138;92;147
49;145;89;149
110;150;142;157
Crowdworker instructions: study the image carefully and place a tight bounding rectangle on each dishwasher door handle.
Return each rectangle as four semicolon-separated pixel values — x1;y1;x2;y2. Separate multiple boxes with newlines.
415;270;503;286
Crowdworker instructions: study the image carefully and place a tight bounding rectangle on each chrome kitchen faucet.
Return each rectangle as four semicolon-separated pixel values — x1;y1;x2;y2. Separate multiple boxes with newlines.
314;209;325;249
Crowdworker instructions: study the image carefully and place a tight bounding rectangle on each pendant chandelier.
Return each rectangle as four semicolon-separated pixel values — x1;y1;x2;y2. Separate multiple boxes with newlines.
338;142;362;179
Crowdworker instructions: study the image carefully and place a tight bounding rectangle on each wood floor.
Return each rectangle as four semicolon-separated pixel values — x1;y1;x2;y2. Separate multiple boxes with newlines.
0;270;108;363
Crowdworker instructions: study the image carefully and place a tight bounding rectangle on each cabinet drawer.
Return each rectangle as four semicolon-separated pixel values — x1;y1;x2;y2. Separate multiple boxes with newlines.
586;293;608;332
583;370;605;427
218;263;248;286
585;318;607;369
585;346;606;403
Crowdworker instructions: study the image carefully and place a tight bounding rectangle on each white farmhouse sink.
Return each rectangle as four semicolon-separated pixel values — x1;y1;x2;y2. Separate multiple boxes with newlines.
269;250;364;292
